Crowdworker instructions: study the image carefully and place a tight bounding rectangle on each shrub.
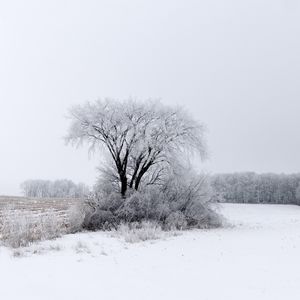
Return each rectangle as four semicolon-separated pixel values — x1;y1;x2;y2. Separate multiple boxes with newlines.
184;203;224;229
165;211;187;230
82;170;224;232
86;209;116;231
116;189;170;223
67;201;87;233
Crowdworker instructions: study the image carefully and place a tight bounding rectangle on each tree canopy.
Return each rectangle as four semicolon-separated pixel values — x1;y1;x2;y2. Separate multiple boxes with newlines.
66;99;207;196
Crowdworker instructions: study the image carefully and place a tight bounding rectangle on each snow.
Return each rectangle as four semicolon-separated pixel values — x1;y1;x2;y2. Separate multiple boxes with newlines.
1;203;300;300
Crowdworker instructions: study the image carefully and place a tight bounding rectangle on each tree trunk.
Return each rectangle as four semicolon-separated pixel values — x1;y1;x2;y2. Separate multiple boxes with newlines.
120;174;127;197
134;165;150;190
134;174;142;191
130;165;140;188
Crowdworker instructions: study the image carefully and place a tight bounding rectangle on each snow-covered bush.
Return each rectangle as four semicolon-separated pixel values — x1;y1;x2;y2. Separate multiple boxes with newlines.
67;202;87;233
165;212;187;230
85;209;116;231
115;190;167;223
83;169;223;232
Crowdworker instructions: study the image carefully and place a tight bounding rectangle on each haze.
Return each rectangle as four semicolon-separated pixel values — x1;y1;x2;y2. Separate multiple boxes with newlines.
1;0;299;195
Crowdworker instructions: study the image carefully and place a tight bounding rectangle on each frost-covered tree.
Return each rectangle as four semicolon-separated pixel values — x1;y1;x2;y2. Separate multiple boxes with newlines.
21;180;51;198
21;180;90;198
296;185;300;205
66;99;207;197
211;173;300;205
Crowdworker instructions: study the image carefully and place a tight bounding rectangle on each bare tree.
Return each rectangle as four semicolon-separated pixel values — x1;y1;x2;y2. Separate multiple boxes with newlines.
66;99;207;197
211;173;300;205
21;179;90;198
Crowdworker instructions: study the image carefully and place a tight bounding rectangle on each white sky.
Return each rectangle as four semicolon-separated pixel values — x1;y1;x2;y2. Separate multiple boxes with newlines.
1;0;300;195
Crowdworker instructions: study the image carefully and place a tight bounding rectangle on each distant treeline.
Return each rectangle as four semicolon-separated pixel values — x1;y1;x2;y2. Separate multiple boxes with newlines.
211;173;300;205
21;179;90;198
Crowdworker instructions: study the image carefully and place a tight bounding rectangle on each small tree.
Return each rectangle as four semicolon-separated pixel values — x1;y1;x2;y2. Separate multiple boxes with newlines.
66;99;207;197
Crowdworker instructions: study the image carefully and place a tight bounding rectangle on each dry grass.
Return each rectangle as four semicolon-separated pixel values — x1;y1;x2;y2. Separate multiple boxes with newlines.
0;209;65;248
0;197;84;248
114;221;166;243
0;196;79;215
74;241;91;254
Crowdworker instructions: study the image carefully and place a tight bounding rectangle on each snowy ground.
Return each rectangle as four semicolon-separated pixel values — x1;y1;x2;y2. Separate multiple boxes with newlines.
1;203;300;300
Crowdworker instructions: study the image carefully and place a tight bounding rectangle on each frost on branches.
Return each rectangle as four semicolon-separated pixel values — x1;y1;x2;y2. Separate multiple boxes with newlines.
66;99;222;230
66;99;207;197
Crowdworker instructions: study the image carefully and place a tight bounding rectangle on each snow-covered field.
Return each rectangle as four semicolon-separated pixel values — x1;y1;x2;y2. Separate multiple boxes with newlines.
1;203;300;300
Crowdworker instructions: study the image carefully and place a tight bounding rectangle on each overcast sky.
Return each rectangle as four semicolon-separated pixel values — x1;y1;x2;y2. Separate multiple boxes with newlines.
0;0;299;195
